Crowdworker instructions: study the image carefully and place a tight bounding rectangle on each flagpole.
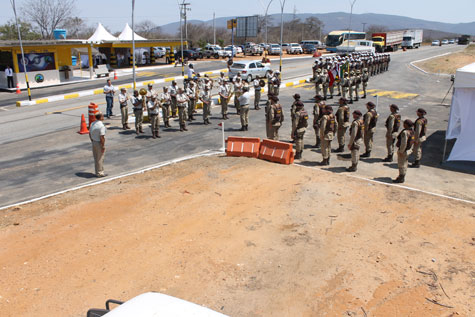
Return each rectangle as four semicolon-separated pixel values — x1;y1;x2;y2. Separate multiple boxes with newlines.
221;121;225;152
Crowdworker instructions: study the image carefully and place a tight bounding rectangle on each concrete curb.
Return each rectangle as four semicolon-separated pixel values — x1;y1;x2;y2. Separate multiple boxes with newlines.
16;68;229;107
409;52;455;76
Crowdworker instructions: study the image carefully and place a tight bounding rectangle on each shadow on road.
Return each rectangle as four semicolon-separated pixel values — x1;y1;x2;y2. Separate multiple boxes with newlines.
373;176;394;183
75;172;96;179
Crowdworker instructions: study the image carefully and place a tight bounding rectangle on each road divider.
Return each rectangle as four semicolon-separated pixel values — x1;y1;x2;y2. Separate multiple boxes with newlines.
16;68;229;107
226;137;261;158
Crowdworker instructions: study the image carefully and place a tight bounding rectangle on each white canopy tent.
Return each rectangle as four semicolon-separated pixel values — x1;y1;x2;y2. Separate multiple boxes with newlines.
88;23;118;42
446;62;475;161
118;23;147;41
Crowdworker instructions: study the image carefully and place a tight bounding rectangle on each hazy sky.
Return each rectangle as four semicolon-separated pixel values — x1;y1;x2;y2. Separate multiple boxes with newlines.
3;0;474;32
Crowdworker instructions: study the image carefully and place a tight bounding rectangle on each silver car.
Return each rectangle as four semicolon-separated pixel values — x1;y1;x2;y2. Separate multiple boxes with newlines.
268;44;282;55
228;60;272;81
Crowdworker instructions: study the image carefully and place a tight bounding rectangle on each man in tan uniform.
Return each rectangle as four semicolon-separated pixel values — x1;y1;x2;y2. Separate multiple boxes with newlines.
346;110;364;172
267;95;284;140
199;85;212;125
362;101;379;158
383;104;401;162
218;81;230;120
335;97;350;152
394;119;415;183
176;87;189;131
313;95;325;148
410;108;428;168
290;93;301;142
293;101;308;160
319;105;336;166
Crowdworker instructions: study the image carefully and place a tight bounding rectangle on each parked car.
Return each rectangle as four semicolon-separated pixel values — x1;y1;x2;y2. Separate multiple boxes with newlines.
203;44;231;58
336;40;375;54
190;47;203;58
244;43;263;56
302;44;317;54
228;60;272;81
268;44;281;55
431;40;440;46
152;47;166;58
287;43;303;54
281;43;290;52
441;39;449;45
224;45;242;54
174;50;199;61
448;39;455;44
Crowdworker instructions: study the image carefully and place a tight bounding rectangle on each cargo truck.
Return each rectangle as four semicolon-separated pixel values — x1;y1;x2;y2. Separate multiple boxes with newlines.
458;35;471;45
372;31;404;52
402;29;423;49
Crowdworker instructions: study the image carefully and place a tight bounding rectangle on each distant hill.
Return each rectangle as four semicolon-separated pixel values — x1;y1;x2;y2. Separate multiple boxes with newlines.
159;12;475;37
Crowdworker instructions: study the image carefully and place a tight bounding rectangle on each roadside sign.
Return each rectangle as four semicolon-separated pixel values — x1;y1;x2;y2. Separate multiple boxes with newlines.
227;19;237;30
236;16;258;38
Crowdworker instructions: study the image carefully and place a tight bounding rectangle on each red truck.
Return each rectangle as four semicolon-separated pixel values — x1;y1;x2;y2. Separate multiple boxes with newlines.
372;31;405;53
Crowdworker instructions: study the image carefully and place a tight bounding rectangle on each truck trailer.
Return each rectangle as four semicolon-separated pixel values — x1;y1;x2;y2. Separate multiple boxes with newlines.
402;29;423;49
372;31;404;52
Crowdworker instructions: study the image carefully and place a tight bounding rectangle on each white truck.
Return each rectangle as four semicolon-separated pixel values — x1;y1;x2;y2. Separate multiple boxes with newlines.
203;44;231;59
402;29;423;49
244;43;263;56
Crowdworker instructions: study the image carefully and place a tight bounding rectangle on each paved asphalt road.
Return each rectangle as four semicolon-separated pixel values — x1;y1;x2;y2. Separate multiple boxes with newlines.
1;45;472;208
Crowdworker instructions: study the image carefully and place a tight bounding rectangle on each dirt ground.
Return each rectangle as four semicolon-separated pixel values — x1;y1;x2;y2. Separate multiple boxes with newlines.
0;156;473;316
415;44;475;74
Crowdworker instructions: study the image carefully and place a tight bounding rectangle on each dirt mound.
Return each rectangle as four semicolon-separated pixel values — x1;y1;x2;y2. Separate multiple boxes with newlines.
0;155;473;316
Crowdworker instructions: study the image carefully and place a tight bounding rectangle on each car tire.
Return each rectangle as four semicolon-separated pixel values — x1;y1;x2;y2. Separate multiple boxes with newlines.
214;53;219;59
247;75;252;83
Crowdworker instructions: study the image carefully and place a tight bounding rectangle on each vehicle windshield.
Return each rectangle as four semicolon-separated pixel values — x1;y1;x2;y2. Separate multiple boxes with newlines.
403;36;412;41
326;35;342;47
372;37;383;42
271;44;280;48
231;63;246;69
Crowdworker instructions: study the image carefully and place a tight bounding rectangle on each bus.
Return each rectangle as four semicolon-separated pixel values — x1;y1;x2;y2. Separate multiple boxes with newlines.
325;30;367;52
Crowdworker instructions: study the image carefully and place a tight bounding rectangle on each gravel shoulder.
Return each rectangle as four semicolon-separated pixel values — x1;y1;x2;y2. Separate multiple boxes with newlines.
0;155;473;316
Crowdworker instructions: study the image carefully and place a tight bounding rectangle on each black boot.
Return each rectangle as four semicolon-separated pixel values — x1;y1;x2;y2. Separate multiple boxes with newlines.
349;99;353;104
245;125;248;131
240;126;245;131
383;155;393;162
294;151;301;159
361;151;371;158
320;158;329;166
362;94;366;99
335;145;344;153
346;164;357;172
314;139;321;148
393;174;405;183
410;160;420;168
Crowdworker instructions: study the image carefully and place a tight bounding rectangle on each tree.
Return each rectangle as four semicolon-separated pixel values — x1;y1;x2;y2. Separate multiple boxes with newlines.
22;0;76;39
304;17;324;41
136;20;164;39
0;19;41;40
366;25;388;38
61;17;85;39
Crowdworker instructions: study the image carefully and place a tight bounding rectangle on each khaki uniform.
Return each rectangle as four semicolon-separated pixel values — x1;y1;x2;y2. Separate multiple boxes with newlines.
314;72;323;96
385;113;401;157
267;103;284;140
176;92;188;129
363;109;379;153
397;129;414;176
200;90;212;122
319;113;336;160
169;84;178;117
362;71;369;97
118;92;129;127
340;76;349;100
294;109;308;155
290;101;299;139
313;102;325;146
349;74;356;101
219;84;229;117
234;81;243;113
186;85;196;120
354;73;361;100
348;119;364;166
159;92;171;127
413;117;428;160
132;95;144;132
321;72;329;100
336;105;350;147
253;79;261;108
147;100;160;136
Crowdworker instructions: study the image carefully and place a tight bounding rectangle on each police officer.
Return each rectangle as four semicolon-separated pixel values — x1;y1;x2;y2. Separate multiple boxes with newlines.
238;86;251;131
267;95;284;140
346;110;364;172
131;90;144;135
169;80;178;118
410;108;428;168
354;69;361;102
234;76;243;114
290;93;301;141
293;101;308;160
145;83;156;103
361;68;369;99
341;72;350;101
186;81;197;121
219;80;230;120
176;87;189;131
314;68;323;98
348;70;356;104
362;101;379;158
160;87;171;128
272;71;281;96
319;105;336;165
321;68;329;100
313;95;325;148
253;75;262;110
394;119;415;183
383;104;401;162
335;98;350;152
199;84;212;125
118;87;131;130
147;95;161;139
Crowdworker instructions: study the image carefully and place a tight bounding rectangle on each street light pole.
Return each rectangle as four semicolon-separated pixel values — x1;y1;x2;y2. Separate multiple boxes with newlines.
132;0;136;90
347;0;357;54
10;0;32;101
279;0;286;73
265;0;274;50
179;1;185;76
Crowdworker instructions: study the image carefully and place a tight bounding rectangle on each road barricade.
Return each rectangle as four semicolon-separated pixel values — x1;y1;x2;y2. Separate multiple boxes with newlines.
88;103;99;127
226;137;261;158
258;139;294;165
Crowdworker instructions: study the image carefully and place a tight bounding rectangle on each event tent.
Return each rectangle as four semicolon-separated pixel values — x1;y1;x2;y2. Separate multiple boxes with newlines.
88;23;118;42
118;23;147;41
446;62;475;161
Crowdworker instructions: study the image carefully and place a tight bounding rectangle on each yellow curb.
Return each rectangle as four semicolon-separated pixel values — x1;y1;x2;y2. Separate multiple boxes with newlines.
36;98;49;104
93;89;103;95
64;93;80;99
164;77;175;82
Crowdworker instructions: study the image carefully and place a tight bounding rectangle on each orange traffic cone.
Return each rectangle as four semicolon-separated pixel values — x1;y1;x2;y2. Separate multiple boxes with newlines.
78;114;89;134
16;84;21;94
114;71;118;80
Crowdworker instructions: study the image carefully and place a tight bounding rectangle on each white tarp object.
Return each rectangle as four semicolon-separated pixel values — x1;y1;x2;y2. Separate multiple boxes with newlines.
118;23;147;41
446;62;475;161
88;23;118;42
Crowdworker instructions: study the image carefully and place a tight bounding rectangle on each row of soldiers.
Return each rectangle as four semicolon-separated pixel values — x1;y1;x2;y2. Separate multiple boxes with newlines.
289;93;428;183
312;52;391;103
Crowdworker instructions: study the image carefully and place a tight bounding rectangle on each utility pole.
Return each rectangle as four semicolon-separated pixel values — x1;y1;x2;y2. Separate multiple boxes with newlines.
180;2;191;49
347;0;357;53
362;22;367;32
213;12;216;45
132;0;136;89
